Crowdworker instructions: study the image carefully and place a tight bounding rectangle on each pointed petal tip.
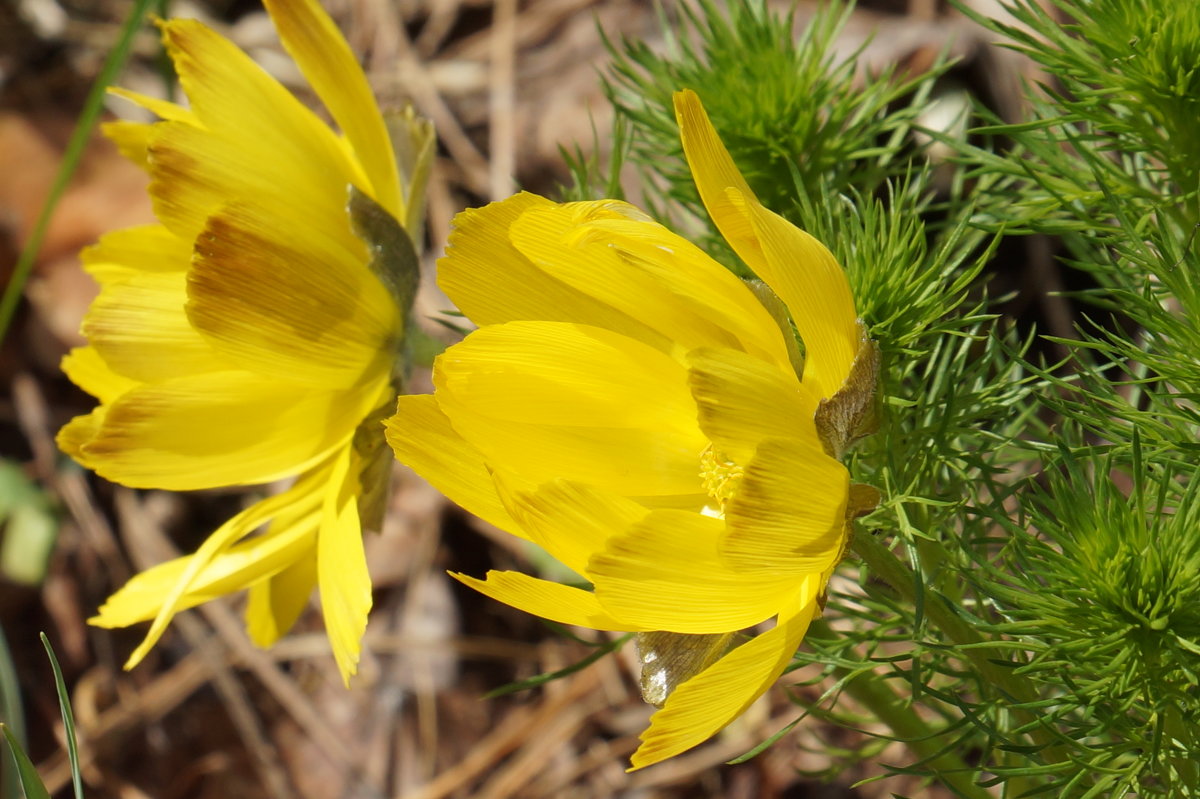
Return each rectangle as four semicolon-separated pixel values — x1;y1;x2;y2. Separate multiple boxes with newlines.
335;653;359;688
86;612;115;629
262;0;402;218
671;88;701;120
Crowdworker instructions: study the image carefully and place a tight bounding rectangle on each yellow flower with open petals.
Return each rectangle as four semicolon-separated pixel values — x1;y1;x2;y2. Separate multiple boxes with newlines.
387;89;877;767
59;0;432;684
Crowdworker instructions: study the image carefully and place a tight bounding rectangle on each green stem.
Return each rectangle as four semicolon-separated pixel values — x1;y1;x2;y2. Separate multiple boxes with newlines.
850;528;1067;786
809;618;992;799
0;0;157;345
1163;698;1199;789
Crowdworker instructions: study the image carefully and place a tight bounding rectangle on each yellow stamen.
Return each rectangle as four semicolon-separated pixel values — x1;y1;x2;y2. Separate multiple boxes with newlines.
699;444;744;513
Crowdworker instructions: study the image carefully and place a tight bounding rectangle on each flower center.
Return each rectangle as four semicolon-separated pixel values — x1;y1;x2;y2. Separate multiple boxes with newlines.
699;444;744;515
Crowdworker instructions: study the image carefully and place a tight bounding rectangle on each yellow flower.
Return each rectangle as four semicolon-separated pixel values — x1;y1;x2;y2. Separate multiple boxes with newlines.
59;0;432;684
387;89;877;767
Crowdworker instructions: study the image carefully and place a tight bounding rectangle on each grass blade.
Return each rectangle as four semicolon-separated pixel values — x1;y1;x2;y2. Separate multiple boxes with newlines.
39;634;82;799
1;725;50;799
0;0;157;345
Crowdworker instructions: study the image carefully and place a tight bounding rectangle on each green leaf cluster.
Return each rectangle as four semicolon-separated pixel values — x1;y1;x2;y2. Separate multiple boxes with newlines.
979;443;1200;795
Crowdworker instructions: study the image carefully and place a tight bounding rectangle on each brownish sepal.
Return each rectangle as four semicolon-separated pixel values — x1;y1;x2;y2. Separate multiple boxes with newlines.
815;323;881;459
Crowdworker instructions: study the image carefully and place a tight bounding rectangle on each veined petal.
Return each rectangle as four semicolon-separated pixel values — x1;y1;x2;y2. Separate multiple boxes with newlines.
317;448;372;685
102;84;197;172
160;18;359;177
434;321;694;428
151;19;366;242
437;193;668;350
60;347;137;404
508;204;747;357
57;407;107;471
81;224;191;283
686;347;820;463
385;395;523;535
187;204;398;390
441;412;705;499
722;438;849;573
738;196;858;400
110;469;328;669
109;86;195;124
674;89;858;400
575;217;793;369
75;372;367;490
246;485;325;647
262;0;402;218
498;479;648;579
92;506;318;627
589;510;795;633
246;550;318;648
102;120;153;170
630;579;819;769
672;90;759;256
433;322;707;497
145;119;360;256
451;570;640;631
83;270;226;384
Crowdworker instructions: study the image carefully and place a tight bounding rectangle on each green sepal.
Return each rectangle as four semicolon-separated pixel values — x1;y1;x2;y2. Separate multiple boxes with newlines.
351;403;394;535
384;107;435;240
744;278;805;377
346;186;421;533
347;185;420;365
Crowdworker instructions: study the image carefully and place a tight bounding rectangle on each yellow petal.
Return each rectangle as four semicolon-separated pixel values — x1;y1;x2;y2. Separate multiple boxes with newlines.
498;479;648;578
187;204;398;390
102;120;153;170
109;86;195;124
92;508;318;627
434;322;707;497
60;347;137;404
246;494;324;647
76;372;364;490
111;470;327;669
721;438;848;573
57;407;108;471
82;270;226;384
589;509;795;633
451;570;639;631
435;321;694;428
262;0;402;219
81;224;191;283
385;395;523;535
102;84;197;172
674;89;858;400
145;118;360;259
246;551;318;648
437;193;667;350
445;413;705;500
630;579;819;769
317;448;372;685
574;216;792;369
739;197;858;399
508;203;758;358
151;19;364;242
672;90;759;255
686;347;820;463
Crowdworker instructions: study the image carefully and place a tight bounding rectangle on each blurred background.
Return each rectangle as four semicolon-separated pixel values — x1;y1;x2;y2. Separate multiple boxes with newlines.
0;0;1050;796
